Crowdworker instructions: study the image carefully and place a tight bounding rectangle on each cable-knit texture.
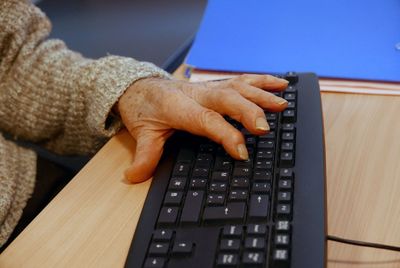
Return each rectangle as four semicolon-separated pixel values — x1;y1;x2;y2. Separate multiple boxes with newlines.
0;0;171;246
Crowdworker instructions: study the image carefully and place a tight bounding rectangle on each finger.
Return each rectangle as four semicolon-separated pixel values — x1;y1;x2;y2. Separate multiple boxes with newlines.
234;74;288;91
231;82;288;112
124;130;170;183
169;100;248;160
197;89;271;134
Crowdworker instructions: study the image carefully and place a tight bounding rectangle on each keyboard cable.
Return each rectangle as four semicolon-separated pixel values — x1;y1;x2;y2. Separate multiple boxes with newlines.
327;235;400;252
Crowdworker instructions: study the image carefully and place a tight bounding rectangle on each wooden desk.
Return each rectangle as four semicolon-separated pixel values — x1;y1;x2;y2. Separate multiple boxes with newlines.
1;69;400;267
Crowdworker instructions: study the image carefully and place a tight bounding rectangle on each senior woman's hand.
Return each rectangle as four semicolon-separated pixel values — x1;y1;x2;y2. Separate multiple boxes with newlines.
117;74;288;183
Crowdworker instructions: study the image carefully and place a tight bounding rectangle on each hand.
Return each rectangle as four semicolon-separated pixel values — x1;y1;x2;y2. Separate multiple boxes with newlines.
117;74;288;183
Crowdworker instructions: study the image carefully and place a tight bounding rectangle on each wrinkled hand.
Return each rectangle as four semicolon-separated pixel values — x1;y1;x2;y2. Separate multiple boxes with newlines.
117;74;288;183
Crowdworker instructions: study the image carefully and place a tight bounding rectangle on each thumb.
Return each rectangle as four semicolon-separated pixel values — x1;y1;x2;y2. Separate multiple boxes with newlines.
124;131;167;183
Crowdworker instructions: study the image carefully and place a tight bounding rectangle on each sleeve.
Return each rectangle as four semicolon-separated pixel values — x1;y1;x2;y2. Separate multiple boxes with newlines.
0;0;171;155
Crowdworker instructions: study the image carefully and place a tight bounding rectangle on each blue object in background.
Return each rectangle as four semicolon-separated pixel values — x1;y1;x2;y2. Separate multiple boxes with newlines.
187;0;400;82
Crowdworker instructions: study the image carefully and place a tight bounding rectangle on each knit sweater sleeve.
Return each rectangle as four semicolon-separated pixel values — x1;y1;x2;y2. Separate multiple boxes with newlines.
0;0;171;155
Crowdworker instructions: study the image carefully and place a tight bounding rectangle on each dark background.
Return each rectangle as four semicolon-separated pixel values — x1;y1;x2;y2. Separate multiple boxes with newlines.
37;0;207;68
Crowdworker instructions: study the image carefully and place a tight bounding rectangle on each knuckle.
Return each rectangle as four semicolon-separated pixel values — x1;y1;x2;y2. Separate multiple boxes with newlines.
238;74;252;82
198;109;221;129
230;131;244;144
263;74;275;83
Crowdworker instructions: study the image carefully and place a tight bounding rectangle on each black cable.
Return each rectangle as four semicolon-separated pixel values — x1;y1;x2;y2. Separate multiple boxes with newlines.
327;235;400;252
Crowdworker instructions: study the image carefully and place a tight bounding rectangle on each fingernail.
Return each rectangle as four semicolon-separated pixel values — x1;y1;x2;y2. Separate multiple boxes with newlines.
276;77;289;84
275;97;288;105
255;117;269;131
237;144;249;160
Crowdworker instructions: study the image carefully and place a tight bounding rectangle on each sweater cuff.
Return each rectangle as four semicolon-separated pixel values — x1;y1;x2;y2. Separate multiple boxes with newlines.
85;56;172;138
0;134;36;247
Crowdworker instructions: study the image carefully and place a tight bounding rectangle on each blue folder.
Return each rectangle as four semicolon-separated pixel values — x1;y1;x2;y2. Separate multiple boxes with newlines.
186;0;400;82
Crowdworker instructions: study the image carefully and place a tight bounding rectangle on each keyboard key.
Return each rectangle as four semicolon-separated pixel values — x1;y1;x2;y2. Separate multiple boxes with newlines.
148;242;169;255
266;113;277;121
254;160;273;170
192;167;210;178
234;159;253;169
256;150;274;160
251;183;271;194
203;203;246;223
176;148;195;163
275;234;290;246
287;101;296;109
281;142;294;151
210;182;228;193
245;136;257;147
168;178;187;191
158;207;179;225
220;239;241;251
217;253;238;266
242;251;264;265
259;131;275;140
276;204;292;219
214;157;233;171
246;224;267;236
199;144;214;153
180;191;204;224
164;191;183;205
284;72;298;84
269;121;277;130
257;140;275;149
172;241;193;255
252;170;272;181
273;249;289;261
280;168;294;179
282;132;295;141
282;109;296;123
249;195;269;219
276;221;291;232
228;190;248;201
233;167;251;178
278;180;293;191
153;229;173;241
277;191;292;202
206;194;225;206
172;162;191;177
144;257;165;268
282;123;295;131
280;152;294;167
283;93;296;101
195;153;213;167
244;237;265;250
222;225;243;237
285;85;297;93
190;178;207;189
231;178;249;189
212;171;230;181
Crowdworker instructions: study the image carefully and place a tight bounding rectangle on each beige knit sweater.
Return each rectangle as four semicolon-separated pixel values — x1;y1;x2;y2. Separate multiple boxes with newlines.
0;0;170;246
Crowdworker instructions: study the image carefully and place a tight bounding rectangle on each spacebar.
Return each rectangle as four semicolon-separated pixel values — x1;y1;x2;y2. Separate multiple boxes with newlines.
203;203;246;223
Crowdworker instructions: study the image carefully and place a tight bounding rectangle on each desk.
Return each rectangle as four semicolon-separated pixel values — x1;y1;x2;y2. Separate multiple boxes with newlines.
1;67;400;267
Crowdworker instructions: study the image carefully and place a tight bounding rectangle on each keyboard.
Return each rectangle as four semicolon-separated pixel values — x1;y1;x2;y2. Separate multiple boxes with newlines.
125;73;326;268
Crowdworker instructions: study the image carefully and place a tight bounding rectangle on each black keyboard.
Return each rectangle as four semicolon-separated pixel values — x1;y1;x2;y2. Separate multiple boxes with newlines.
125;73;326;268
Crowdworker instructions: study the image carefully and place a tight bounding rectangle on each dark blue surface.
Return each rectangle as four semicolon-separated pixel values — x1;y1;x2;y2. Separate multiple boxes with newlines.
187;0;400;82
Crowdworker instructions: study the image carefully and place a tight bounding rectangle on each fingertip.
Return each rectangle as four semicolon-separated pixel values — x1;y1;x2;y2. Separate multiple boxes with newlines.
124;164;151;184
236;143;249;160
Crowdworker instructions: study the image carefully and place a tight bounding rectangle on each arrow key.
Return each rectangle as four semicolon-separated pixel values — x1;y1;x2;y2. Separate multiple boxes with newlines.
144;257;165;268
249;194;269;219
148;242;169;256
172;241;193;255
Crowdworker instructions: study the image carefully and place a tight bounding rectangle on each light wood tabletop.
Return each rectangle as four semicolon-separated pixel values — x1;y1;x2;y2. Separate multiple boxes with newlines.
1;68;400;267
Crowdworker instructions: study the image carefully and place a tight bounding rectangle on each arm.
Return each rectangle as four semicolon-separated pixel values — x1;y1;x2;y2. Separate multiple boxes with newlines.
0;0;170;155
